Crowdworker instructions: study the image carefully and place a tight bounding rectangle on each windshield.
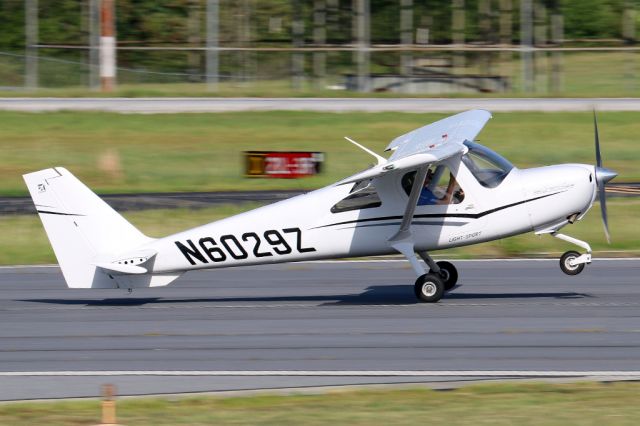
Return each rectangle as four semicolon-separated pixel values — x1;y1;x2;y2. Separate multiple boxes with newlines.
462;141;514;188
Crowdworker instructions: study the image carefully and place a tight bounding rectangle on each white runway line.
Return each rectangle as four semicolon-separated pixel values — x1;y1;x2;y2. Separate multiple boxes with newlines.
2;371;640;378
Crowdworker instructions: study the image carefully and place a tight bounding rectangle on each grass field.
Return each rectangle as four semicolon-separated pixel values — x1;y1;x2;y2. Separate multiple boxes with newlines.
0;204;261;265
1;110;639;196
1;382;639;425
1;199;637;265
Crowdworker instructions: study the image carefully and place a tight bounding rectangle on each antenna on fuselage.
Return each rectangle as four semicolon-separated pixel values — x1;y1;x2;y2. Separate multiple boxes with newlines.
344;137;387;166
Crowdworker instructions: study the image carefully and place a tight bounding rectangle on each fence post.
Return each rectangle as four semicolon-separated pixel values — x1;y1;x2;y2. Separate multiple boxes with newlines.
89;0;101;90
206;0;219;91
25;0;38;90
313;0;327;88
100;0;116;92
550;8;563;94
292;0;305;90
353;0;370;92
520;0;534;93
400;0;413;94
499;0;513;92
452;0;465;73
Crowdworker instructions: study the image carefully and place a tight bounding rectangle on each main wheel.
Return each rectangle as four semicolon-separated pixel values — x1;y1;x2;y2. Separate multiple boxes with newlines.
414;273;445;303
435;261;458;291
560;250;585;275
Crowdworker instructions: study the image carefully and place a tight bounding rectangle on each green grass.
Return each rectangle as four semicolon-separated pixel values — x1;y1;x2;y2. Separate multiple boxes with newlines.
2;199;638;265
1;110;639;197
1;382;639;425
0;204;261;265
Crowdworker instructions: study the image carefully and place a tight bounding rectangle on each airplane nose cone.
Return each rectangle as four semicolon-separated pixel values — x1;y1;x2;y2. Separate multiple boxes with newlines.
595;167;617;185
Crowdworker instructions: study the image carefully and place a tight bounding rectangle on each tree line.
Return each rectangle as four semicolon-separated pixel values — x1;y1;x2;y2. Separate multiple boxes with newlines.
1;0;638;51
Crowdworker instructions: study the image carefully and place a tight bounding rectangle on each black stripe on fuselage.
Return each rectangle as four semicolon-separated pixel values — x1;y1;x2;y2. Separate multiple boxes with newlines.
36;210;84;216
335;220;470;230
313;191;563;230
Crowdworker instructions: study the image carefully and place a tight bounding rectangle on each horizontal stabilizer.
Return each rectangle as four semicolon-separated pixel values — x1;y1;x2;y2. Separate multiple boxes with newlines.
93;249;158;275
93;262;148;274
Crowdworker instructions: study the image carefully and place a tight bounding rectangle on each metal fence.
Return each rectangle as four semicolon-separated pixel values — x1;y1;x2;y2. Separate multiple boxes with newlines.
1;0;639;96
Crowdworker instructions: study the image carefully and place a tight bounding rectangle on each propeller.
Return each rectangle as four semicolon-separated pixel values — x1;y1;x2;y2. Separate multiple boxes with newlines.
592;110;617;244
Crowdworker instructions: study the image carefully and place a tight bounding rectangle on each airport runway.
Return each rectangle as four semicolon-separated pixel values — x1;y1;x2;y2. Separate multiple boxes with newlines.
0;259;639;401
3;97;640;113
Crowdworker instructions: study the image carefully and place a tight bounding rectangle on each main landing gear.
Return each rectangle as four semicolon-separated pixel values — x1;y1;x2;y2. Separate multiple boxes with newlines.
552;232;591;276
413;252;459;303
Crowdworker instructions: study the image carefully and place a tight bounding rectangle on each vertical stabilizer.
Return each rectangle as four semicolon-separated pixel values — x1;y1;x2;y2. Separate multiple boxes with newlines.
23;167;153;288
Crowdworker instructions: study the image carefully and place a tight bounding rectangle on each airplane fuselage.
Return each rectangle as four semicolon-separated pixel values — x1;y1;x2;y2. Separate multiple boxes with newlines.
144;161;596;274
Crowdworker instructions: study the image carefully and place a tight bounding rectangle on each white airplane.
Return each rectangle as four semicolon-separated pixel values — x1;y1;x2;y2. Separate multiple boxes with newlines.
24;110;617;303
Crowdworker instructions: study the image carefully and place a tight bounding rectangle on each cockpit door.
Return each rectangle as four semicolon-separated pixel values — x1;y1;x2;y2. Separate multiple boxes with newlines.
436;159;488;247
400;159;487;249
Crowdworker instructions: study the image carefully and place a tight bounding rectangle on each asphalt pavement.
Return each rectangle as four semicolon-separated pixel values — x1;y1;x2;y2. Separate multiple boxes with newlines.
0;259;639;400
3;97;640;113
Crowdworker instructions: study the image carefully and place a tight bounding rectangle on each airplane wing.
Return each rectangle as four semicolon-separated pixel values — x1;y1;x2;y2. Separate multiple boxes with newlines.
378;110;492;270
337;109;492;185
385;109;492;161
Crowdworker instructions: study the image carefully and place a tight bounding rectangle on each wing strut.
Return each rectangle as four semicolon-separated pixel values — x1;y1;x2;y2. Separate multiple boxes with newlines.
388;166;429;276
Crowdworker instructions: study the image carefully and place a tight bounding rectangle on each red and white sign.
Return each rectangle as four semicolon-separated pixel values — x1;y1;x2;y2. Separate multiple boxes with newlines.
245;151;324;178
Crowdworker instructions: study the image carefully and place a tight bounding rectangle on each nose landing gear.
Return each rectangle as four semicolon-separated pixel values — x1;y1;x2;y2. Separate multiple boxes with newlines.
559;250;587;275
552;232;592;275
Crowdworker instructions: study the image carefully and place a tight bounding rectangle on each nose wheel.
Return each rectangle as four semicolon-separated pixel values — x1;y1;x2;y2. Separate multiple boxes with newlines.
560;250;586;275
548;232;592;276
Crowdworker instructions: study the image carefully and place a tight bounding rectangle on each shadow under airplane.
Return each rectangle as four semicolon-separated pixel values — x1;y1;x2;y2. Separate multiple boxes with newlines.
19;283;594;307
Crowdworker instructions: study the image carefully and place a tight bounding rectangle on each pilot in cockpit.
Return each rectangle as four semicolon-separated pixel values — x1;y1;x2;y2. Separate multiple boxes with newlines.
418;168;465;206
418;169;440;205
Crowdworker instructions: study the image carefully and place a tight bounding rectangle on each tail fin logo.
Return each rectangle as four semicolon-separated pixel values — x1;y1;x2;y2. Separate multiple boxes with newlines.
37;184;46;193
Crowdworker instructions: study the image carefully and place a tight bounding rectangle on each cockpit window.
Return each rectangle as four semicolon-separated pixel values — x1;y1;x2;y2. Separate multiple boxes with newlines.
402;165;465;205
331;179;382;213
462;140;514;188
